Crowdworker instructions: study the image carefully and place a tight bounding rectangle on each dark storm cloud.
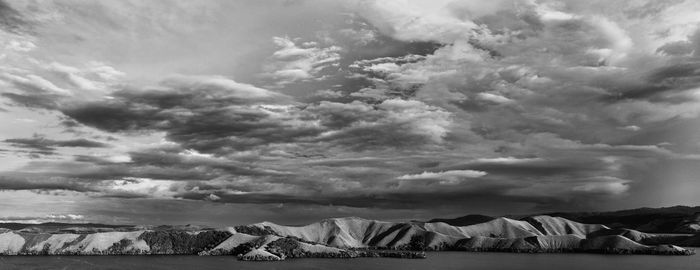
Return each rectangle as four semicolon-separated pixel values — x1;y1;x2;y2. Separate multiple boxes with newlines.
62;76;450;155
4;136;110;155
175;175;615;212
177;190;518;209
603;62;700;101
125;146;287;177
59;76;327;154
9;137;109;148
305;99;450;150
448;158;601;177
0;172;99;193
17;160;209;181
61;101;164;132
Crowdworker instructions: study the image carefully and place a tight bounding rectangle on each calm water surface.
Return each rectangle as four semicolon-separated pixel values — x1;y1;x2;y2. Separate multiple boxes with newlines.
1;252;698;270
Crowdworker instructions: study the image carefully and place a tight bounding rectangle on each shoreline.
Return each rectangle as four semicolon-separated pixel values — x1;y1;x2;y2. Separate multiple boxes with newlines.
0;248;693;259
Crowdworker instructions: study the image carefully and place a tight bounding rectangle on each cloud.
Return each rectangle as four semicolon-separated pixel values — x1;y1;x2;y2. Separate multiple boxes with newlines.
205;193;221;201
60;76;322;154
0;60;125;110
2;0;700;223
262;36;342;86
449;155;605;178
397;169;487;180
45;213;84;220
3;135;110;156
0;213;85;224
0;72;70;95
311;99;452;149
161;75;285;100
63;76;452;153
474;157;544;164
571;176;631;195
476;92;513;104
5;137;109;149
356;0;480;43
0;0;30;33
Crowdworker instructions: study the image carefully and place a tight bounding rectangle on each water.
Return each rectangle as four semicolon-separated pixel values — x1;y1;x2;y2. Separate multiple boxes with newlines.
0;252;698;270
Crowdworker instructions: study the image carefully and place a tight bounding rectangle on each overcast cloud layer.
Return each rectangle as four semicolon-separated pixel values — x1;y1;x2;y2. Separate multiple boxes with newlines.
1;0;699;226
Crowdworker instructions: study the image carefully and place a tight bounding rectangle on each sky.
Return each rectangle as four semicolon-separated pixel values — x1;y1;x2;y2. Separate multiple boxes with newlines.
1;0;699;226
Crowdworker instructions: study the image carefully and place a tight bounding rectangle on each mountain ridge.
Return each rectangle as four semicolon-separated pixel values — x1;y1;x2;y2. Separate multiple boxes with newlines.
431;205;700;234
1;206;698;260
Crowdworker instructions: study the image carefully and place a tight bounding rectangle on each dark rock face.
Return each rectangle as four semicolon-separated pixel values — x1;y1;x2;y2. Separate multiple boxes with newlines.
520;217;547;235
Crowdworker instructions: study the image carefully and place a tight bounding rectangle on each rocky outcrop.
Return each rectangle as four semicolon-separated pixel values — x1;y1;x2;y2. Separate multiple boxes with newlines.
238;249;282;261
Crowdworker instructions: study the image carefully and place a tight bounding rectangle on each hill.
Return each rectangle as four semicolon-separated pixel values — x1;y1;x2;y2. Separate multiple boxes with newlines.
0;206;697;260
431;206;700;234
543;206;700;233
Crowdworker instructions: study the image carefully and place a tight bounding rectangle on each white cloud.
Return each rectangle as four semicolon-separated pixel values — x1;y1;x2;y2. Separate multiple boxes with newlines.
4;40;36;52
206;194;221;201
474;157;543;164
0;72;72;95
619;125;641;132
356;0;480;43
572;177;631;195
46;214;84;220
0;213;85;224
476;92;513;104
397;169;487;180
162;75;283;100
377;99;452;144
46;62;124;92
263;36;341;85
314;89;344;98
108;178;182;198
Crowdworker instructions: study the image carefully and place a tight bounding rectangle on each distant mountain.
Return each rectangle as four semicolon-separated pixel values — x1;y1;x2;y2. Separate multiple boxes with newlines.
428;214;494;226
542;206;700;233
0;222;134;233
431;206;700;234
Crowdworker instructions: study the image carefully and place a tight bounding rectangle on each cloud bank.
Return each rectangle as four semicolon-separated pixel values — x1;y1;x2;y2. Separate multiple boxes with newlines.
0;0;699;225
